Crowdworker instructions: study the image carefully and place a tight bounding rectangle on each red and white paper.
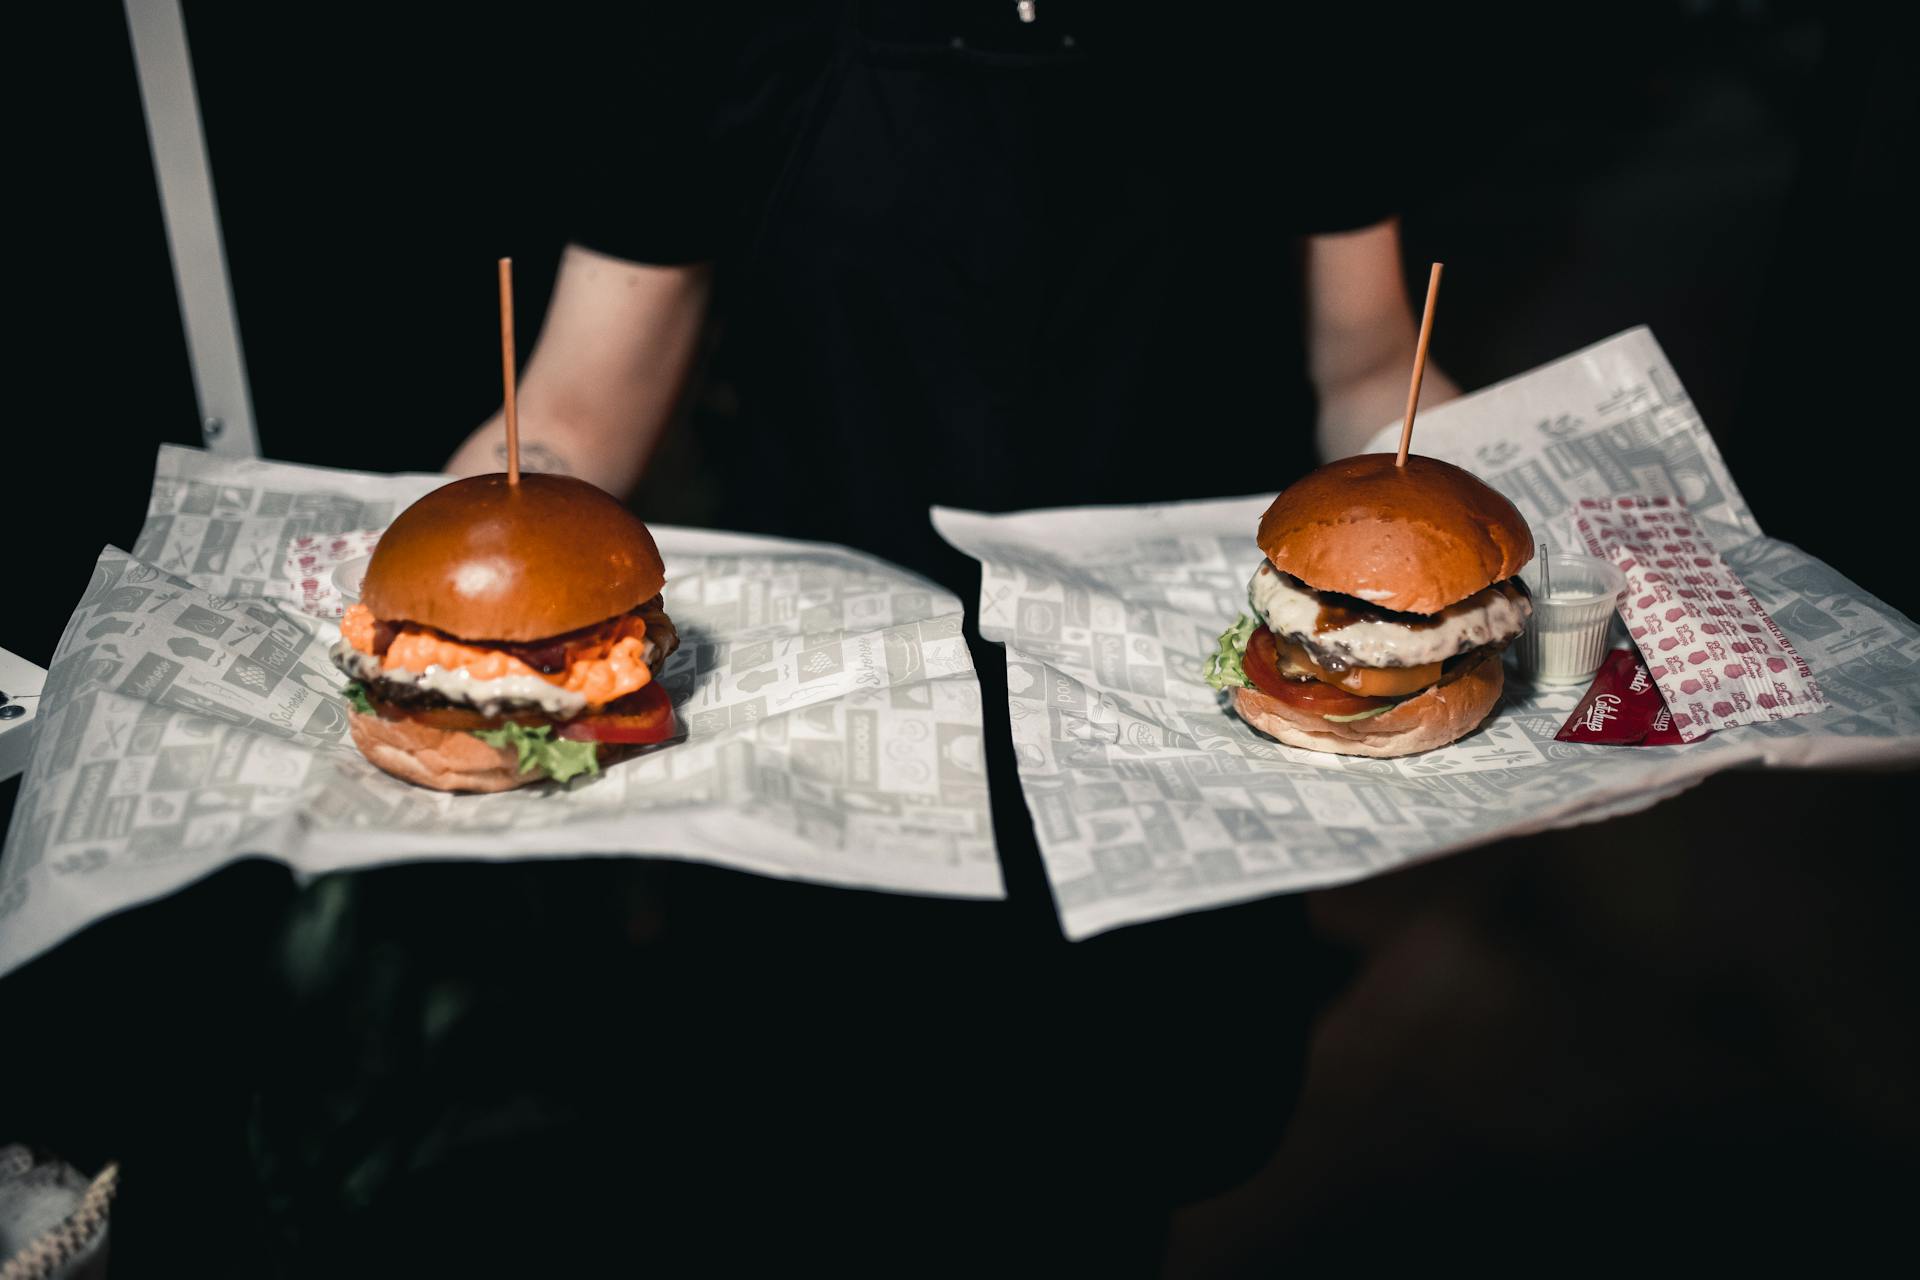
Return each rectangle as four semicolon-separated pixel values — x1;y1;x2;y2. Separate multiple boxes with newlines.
1571;495;1824;741
274;530;383;618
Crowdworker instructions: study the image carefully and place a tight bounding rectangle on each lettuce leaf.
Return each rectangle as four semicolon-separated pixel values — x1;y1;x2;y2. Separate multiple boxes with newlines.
349;681;599;784
1205;614;1260;691
1321;704;1397;723
472;722;601;784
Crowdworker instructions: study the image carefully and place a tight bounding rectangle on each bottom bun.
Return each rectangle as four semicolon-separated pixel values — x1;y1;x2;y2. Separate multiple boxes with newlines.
348;710;547;793
1230;648;1505;758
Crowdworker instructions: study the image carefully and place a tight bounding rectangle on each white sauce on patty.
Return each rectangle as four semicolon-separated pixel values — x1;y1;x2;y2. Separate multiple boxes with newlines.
1248;561;1531;669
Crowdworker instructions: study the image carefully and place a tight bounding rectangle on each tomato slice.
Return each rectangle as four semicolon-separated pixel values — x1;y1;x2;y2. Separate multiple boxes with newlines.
1273;635;1441;699
1243;627;1395;718
555;681;677;744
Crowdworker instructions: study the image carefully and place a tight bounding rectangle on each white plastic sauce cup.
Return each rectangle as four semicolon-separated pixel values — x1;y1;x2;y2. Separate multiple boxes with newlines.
332;554;372;603
1516;553;1628;685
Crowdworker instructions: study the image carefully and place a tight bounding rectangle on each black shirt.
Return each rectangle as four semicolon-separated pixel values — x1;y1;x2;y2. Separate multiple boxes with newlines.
553;2;1406;1266
573;0;1402;585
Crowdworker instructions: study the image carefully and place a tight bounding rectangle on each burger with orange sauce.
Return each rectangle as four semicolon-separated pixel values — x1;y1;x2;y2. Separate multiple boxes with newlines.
333;473;679;791
1205;453;1534;757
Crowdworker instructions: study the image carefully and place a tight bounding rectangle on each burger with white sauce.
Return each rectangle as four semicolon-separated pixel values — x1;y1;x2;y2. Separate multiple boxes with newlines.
1205;453;1534;757
334;473;679;791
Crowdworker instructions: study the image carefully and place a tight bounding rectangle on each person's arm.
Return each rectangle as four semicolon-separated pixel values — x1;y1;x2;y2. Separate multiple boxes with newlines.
1305;218;1461;462
446;245;713;496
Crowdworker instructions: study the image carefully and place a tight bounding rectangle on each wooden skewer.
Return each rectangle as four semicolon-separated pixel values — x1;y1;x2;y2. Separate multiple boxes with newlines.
1396;261;1444;468
498;257;520;485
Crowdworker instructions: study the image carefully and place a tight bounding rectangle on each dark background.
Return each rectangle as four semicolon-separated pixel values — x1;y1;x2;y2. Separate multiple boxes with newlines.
5;1;1914;666
4;2;1916;1274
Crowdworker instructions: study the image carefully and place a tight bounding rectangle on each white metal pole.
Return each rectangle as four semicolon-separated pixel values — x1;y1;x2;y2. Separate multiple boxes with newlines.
123;0;260;458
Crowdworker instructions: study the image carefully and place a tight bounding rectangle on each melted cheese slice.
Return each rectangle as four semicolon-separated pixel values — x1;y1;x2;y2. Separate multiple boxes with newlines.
1248;562;1531;670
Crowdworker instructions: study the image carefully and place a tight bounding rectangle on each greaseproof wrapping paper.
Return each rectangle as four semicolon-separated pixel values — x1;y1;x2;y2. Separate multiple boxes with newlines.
935;327;1920;941
1574;495;1824;739
0;448;1001;978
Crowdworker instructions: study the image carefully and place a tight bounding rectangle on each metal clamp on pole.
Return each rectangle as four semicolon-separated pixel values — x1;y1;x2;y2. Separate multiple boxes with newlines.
0;647;45;785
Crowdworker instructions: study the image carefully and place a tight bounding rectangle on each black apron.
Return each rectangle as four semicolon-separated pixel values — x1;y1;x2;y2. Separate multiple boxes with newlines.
674;4;1330;1265
714;1;1319;589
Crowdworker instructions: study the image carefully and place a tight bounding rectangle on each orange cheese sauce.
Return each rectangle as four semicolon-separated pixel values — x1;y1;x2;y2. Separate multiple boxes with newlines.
341;603;379;654
341;602;652;707
384;632;547;683
561;635;652;704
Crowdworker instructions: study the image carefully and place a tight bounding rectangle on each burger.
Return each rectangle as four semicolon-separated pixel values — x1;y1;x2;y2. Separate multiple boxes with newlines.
332;473;680;791
1204;453;1534;757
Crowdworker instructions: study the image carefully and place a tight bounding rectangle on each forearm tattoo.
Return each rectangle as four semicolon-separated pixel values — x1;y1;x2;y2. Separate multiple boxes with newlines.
494;441;575;476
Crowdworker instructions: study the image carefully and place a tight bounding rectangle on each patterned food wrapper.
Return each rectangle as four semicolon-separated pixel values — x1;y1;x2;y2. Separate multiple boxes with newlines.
936;327;1920;941
0;448;1002;979
1572;495;1824;741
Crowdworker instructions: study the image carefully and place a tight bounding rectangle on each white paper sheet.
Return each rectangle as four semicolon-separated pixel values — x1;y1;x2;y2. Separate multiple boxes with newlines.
935;328;1920;940
0;448;1002;977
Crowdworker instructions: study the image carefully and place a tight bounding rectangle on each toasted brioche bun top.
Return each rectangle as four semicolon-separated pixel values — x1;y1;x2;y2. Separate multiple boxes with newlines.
1256;453;1533;615
361;473;665;641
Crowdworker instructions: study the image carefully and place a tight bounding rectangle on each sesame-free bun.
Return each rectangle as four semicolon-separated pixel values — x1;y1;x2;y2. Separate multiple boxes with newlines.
361;473;665;641
1229;647;1505;758
1257;454;1533;615
348;709;544;792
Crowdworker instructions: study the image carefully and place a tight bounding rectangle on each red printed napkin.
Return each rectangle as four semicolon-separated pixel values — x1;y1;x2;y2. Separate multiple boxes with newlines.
273;530;383;619
1571;496;1823;741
